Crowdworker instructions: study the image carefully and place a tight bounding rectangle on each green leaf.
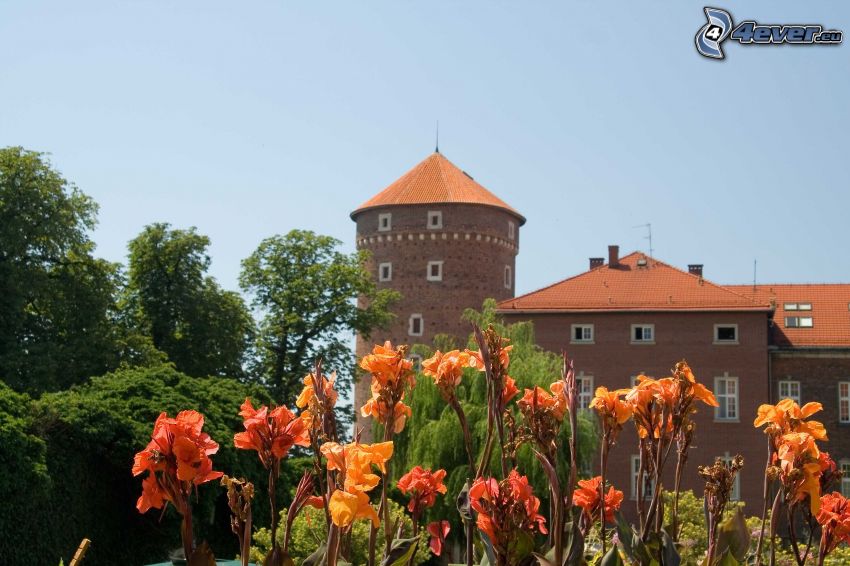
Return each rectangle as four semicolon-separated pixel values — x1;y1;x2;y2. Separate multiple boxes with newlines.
479;530;497;566
714;508;750;562
600;545;625;566
302;543;327;566
661;529;681;566
714;549;741;566
380;536;420;566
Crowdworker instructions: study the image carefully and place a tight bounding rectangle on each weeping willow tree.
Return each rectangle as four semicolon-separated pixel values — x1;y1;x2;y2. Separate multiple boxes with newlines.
388;299;599;535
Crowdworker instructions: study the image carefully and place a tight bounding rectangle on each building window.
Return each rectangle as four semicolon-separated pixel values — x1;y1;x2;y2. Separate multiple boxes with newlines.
630;455;655;500
508;221;516;240
720;455;741;500
631;324;655;344
841;460;850;497
378;262;392;282
426;261;443;282
785;317;813;328
408;314;423;337
714;324;738;344
504;265;512;289
577;372;594;410
715;374;739;421
571;324;594;344
427;211;442;229
378;213;392;232
840;382;850;423
785;303;812;311
778;380;801;404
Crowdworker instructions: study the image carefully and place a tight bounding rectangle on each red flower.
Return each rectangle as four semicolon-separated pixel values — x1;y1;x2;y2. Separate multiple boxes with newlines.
397;466;447;514
572;476;624;524
817;492;850;557
469;470;546;561
427;520;450;556
132;410;222;514
234;398;310;467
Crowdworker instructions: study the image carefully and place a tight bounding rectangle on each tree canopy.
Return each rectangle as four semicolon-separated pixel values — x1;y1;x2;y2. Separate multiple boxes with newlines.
239;230;399;413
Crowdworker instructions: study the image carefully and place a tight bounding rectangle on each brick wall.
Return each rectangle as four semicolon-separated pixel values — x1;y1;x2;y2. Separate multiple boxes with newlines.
353;203;523;436
500;309;770;514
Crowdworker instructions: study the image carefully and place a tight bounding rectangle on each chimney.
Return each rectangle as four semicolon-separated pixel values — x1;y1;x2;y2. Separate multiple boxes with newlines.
688;264;704;277
589;257;604;269
608;245;620;268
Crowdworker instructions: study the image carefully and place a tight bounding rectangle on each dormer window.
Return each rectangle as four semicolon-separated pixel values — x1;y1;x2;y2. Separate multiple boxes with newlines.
785;317;813;328
427;211;442;229
378;213;392;232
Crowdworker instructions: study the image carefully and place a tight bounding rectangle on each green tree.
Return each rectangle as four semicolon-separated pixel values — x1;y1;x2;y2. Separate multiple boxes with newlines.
239;230;399;412
394;299;599;541
0;146;132;392
126;223;253;378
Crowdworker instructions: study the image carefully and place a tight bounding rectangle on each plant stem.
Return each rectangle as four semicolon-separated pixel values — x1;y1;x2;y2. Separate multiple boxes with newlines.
769;491;781;566
269;459;280;549
787;505;804;566
600;438;609;556
755;438;773;566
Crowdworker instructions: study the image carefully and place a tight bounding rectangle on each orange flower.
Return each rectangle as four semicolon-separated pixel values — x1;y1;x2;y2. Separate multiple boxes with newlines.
572;476;624;524
360;397;412;434
502;375;519;405
359;342;416;434
234;398;310;465
518;385;567;421
320;440;394;493
673;361;718;407
777;432;823;514
295;372;339;410
328;489;380;528
397;466;448;514
466;344;513;373
754;399;827;441
817;492;850;556
422;349;470;396
132;410;222;514
469;470;547;561
591;386;632;428
427;520;450;556
359;341;414;389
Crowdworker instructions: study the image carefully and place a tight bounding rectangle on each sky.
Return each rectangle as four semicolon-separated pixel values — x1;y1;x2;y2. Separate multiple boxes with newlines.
2;1;849;298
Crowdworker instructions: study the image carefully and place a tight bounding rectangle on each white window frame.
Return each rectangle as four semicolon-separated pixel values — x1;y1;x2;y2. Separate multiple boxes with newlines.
631;324;655;344
721;454;741;500
841;459;850;498
427;210;443;229
778;380;801;405
713;324;739;345
378;262;392;282
378;212;392;232
508;221;516;240
504;265;512;289
785;316;813;328
798;303;812;311
784;303;798;311
408;314;424;337
840;382;850;424
571;324;594;344
714;374;739;422
426;261;443;282
630;455;655;500
577;372;594;410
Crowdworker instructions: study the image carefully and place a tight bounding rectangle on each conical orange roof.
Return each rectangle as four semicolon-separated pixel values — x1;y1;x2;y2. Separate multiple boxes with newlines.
351;152;525;223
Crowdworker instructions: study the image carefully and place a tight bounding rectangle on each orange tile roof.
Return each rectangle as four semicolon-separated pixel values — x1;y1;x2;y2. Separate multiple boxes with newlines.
351;152;525;223
498;252;771;312
727;284;850;348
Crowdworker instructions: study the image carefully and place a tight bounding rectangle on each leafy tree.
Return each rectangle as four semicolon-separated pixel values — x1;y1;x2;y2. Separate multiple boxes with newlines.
0;146;134;392
239;230;399;413
395;300;599;541
126;223;253;378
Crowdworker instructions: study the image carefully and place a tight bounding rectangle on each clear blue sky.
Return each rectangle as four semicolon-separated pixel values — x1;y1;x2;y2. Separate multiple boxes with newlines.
2;1;848;297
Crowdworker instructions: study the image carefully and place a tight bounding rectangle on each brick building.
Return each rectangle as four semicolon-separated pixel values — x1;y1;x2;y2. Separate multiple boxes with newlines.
497;246;850;510
351;151;525;434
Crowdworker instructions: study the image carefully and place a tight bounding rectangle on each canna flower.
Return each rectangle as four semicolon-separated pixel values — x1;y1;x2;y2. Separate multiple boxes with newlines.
777;432;824;514
518;385;567;421
360;396;412;434
422;349;471;398
469;470;547;562
754;399;827;441
467;344;513;373
427;520;450;556
359;342;416;434
328;489;380;528
591;386;632;429
501;375;519;405
321;440;394;529
817;492;850;558
295;371;339;410
234;398;310;466
132;410;223;512
397;466;448;514
572;476;624;524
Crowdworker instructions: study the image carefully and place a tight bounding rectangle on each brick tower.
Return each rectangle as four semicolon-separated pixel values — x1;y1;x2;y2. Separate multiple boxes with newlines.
350;151;525;433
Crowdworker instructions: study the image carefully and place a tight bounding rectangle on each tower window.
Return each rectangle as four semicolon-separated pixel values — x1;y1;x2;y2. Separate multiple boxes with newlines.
504;265;512;289
427;261;443;281
508;221;516;240
378;213;392;232
427;211;443;229
378;262;392;282
409;314;423;337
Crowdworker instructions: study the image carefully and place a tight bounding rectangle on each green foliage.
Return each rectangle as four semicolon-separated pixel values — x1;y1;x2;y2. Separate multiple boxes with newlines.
250;500;431;565
126;222;254;378
12;364;310;566
240;229;400;419
0;146;141;393
396;300;599;545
